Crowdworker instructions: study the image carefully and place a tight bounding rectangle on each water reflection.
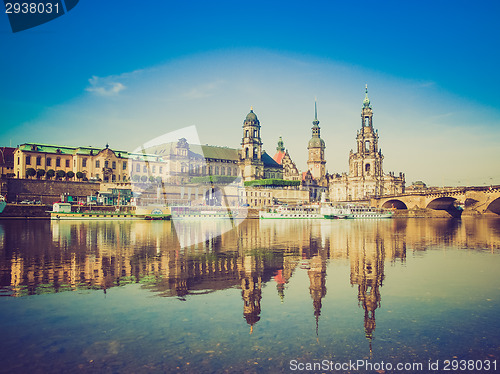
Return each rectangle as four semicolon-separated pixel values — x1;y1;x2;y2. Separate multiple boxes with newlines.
1;218;500;335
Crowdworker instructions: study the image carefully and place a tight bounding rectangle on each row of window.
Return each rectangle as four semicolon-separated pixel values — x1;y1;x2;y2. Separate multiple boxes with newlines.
24;156;69;168
23;156;128;170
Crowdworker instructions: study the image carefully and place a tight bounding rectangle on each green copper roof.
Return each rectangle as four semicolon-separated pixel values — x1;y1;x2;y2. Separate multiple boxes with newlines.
363;84;371;108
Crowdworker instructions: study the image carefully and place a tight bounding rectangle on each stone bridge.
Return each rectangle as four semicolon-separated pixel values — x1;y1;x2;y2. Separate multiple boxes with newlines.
369;185;500;216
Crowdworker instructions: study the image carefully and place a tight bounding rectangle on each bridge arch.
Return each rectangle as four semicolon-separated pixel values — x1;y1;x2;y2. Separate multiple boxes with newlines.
486;197;500;215
382;199;407;210
426;197;457;210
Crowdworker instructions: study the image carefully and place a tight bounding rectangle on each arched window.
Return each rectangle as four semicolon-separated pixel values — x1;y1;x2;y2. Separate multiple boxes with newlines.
245;130;249;138
365;141;370;152
253;148;258;159
136;164;140;172
221;167;225;175
254;129;258;137
245;148;249;158
365;163;371;175
365;117;369;126
143;165;147;173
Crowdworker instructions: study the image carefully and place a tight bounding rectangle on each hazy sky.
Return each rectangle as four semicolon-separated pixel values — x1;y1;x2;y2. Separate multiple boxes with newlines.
1;0;499;186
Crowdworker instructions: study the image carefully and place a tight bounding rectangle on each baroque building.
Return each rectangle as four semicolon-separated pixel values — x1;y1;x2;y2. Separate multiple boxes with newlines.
273;136;300;181
329;86;405;201
238;108;282;182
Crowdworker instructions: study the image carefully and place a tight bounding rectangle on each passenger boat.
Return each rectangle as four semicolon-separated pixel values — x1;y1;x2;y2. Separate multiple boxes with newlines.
321;204;393;219
49;203;171;220
259;205;323;219
319;205;353;219
170;205;244;220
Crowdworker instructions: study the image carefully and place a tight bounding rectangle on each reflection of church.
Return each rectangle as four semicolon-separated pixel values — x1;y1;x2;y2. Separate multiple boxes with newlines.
350;241;385;354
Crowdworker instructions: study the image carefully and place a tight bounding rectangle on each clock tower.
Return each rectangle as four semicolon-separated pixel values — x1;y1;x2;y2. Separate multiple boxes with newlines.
307;101;326;180
239;107;264;181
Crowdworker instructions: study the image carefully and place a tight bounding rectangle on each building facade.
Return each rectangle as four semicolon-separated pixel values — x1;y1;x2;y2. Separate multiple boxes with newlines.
329;86;405;201
273;137;300;181
13;143;165;183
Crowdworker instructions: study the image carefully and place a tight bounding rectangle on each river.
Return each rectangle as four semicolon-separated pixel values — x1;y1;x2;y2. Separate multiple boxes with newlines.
0;217;499;373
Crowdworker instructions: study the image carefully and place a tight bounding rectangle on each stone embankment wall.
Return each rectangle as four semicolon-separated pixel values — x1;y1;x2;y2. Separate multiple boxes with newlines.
4;179;101;204
1;204;52;218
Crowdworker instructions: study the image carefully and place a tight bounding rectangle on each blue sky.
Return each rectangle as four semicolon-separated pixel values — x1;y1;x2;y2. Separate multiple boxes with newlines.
1;0;499;186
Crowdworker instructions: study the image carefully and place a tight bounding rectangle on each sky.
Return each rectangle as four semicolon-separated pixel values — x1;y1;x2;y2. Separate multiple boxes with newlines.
1;0;499;187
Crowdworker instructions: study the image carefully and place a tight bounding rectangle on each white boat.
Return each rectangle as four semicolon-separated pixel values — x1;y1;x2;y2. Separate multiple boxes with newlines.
170;205;245;220
321;204;393;219
259;205;323;219
319;205;353;219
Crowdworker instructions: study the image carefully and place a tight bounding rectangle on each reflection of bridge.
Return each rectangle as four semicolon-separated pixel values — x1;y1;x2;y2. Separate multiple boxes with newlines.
370;185;500;215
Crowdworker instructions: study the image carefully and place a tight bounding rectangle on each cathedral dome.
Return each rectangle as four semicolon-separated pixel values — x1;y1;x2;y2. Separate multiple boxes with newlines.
245;109;258;122
308;137;325;149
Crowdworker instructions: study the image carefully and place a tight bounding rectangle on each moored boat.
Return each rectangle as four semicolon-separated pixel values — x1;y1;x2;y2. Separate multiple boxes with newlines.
170;205;244;220
259;205;323;219
49;203;171;220
0;195;6;214
321;204;393;219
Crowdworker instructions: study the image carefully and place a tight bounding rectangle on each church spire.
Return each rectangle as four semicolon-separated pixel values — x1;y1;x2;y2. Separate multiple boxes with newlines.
313;98;319;127
363;84;371;108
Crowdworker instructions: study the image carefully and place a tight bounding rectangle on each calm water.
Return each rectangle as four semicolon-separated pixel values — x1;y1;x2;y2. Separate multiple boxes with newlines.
0;218;500;373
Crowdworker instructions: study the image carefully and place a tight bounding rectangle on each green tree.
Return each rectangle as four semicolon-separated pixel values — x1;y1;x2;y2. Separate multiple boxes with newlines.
66;171;75;180
149;175;156;183
26;168;36;179
56;170;66;180
140;175;148;183
76;171;84;180
36;169;45;179
132;174;140;182
46;169;55;179
155;176;162;185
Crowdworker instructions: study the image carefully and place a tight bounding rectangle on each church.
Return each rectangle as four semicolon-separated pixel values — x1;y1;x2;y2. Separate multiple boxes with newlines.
328;86;405;201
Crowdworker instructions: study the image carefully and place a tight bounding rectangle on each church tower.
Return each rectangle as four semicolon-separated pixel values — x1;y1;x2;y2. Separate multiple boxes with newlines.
350;85;383;179
307;101;326;180
239;107;264;181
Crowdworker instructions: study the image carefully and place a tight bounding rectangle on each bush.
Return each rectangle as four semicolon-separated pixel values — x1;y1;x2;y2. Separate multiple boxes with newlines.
26;168;36;178
66;171;75;179
36;169;45;179
56;170;66;179
132;175;140;182
140;175;148;183
46;169;55;179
